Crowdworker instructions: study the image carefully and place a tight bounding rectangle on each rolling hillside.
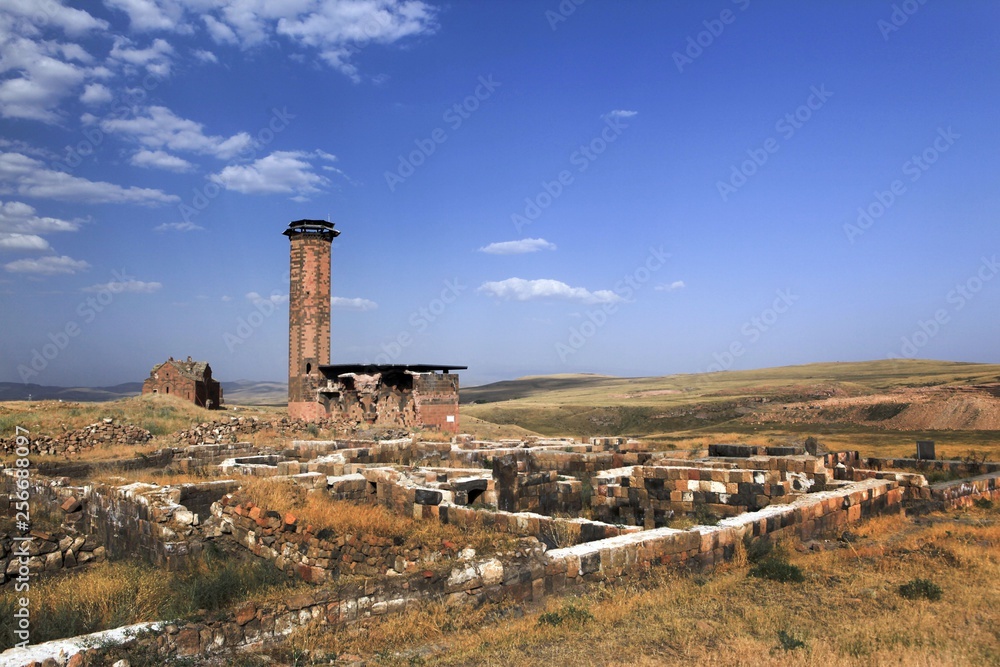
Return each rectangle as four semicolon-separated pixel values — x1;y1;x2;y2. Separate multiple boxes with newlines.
460;360;1000;438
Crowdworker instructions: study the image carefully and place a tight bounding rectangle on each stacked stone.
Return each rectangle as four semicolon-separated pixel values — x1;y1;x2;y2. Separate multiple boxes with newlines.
592;465;802;527
1;528;106;585
214;495;439;583
0;419;152;456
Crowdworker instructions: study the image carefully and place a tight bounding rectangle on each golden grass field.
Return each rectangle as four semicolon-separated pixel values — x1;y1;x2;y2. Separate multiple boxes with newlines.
262;505;1000;667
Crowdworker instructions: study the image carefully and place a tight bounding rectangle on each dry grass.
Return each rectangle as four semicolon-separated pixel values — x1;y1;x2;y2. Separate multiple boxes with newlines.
0;550;301;651
233;478;518;556
261;504;1000;666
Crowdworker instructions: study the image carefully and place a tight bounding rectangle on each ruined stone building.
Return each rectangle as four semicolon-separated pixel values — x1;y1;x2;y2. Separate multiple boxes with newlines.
142;356;223;409
284;220;465;431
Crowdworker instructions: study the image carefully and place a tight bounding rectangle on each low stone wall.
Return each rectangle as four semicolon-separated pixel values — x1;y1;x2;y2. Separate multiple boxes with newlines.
0;419;151;457
592;465;815;527
547;478;903;586
428;504;640;548
863;457;1000;476
931;471;1000;509
1;530;106;586
708;444;804;457
1;476;905;666
213;495;469;583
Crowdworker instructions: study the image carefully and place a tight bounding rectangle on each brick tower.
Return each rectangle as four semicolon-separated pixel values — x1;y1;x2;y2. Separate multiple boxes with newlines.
284;220;339;420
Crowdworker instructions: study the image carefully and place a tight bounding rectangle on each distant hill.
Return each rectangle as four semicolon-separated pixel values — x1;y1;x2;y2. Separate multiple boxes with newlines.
0;380;288;406
460;359;1000;437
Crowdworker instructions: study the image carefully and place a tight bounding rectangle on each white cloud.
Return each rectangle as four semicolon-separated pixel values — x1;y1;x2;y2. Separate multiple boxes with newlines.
479;238;556;255
478;278;622;305
192;48;218;63
202;14;239;44
0;0;108;36
0;200;80;234
82;278;162;293
331;296;377;310
154;221;204;232
210;151;329;196
4;254;89;275
101;106;252;159
274;0;439;81
246;291;289;306
0;233;50;250
221;294;232;302
104;0;187;32
0;152;178;204
0;35;92;123
655;280;686;292
605;109;638;119
131;149;194;172
80;83;113;106
109;37;175;77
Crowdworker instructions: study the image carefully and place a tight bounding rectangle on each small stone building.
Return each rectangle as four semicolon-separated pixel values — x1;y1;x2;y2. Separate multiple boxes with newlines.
142;356;223;409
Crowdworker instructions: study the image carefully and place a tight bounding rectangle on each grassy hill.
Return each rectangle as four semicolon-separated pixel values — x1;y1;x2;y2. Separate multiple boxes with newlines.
0;380;288;406
461;360;1000;443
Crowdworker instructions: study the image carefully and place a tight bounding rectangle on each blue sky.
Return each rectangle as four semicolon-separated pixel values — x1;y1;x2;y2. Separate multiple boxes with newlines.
1;0;998;388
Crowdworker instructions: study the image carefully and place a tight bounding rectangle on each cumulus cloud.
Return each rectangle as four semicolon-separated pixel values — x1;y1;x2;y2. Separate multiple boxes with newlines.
479;238;556;255
107;0;439;81
0;152;178;204
331;296;377;311
131;149;195;172
192;48;218;63
210;151;329;196
655;280;686;292
0;0;108;36
101;106;252;159
0;233;50;250
604;109;638;119
154;221;203;232
4;254;89;275
0;35;92;122
109;36;175;77
0;200;80;234
80;83;113;106
104;0;188;32
478;278;622;305
246;291;289;306
82;278;162;293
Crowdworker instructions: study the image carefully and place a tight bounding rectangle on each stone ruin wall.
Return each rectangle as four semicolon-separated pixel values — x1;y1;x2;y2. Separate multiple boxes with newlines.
7;434;1000;666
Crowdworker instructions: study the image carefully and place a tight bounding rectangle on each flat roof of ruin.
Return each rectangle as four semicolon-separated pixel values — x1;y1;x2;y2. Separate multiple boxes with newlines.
320;364;467;376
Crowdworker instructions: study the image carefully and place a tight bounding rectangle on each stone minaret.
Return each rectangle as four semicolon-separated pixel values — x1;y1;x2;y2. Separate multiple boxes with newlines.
284;220;339;420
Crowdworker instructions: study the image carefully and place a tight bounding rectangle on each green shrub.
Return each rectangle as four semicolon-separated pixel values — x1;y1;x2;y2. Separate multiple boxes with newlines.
973;497;994;510
898;578;942;601
537;602;594;627
749;557;804;583
777;629;807;651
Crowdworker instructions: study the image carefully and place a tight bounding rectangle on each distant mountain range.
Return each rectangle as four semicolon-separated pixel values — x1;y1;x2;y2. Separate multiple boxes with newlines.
0;380;288;405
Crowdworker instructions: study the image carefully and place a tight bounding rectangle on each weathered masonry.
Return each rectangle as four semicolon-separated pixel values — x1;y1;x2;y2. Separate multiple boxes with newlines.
142;356;223;409
284;220;465;431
